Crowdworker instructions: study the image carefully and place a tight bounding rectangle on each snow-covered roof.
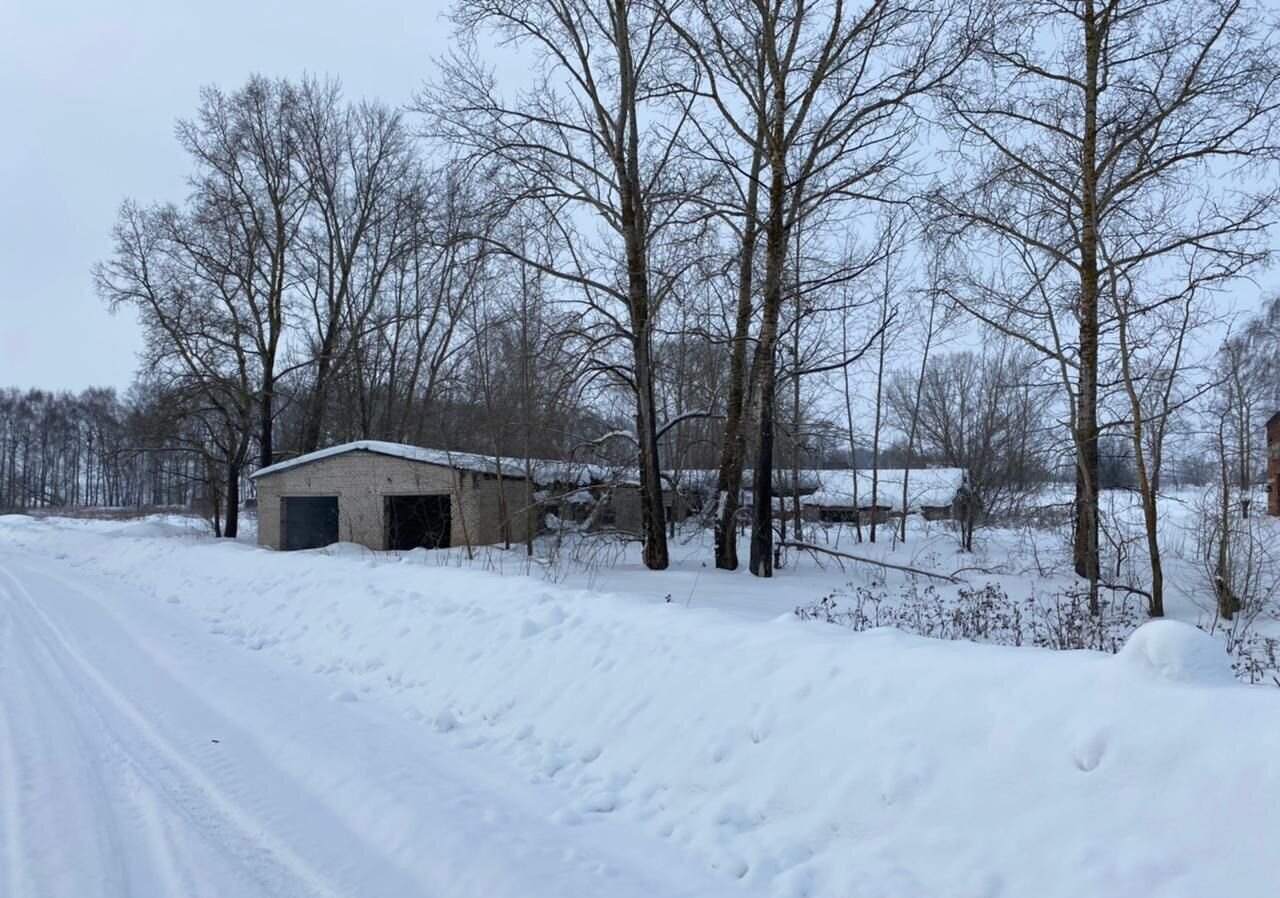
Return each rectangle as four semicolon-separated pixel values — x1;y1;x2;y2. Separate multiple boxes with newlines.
528;459;616;487
253;446;965;511
801;468;966;512
251;441;607;486
660;467;966;510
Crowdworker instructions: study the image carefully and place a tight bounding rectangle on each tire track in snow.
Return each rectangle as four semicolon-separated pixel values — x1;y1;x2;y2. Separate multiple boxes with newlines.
0;565;184;896
0;540;759;898
0;583;31;898
124;764;200;898
0;561;350;898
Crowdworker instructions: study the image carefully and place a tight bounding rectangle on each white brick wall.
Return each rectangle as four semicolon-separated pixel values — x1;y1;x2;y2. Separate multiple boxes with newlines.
254;450;535;551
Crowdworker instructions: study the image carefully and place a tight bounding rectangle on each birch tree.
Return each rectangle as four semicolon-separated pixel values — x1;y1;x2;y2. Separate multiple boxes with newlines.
932;0;1280;612
665;0;975;575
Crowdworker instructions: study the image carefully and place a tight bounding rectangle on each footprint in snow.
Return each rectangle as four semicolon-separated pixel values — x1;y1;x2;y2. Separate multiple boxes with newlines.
550;807;583;826
573;791;618;814
330;690;359;703
713;854;750;880
1074;731;1108;772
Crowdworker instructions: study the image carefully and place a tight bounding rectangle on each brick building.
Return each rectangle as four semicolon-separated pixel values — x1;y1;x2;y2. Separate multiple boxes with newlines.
1268;412;1280;517
252;441;540;552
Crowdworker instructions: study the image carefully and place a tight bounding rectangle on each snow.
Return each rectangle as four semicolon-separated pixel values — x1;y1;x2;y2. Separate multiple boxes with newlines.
251;439;609;485
0;517;741;898
3;511;1280;896
1118;620;1239;686
801;467;967;510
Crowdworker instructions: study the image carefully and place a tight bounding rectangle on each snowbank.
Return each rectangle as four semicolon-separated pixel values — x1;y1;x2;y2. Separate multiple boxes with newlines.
3;514;1278;898
1118;620;1239;686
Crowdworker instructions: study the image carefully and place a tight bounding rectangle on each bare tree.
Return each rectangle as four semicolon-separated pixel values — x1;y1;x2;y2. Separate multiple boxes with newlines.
95;201;259;536
176;76;309;470
887;343;1054;528
895;261;955;540
424;0;720;570
665;0;975;576
932;0;1280;611
1109;283;1214;615
291;80;423;453
0;388;199;512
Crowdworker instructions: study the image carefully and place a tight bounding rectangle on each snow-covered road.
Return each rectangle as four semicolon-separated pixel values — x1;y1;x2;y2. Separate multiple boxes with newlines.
5;514;1280;898
0;546;744;898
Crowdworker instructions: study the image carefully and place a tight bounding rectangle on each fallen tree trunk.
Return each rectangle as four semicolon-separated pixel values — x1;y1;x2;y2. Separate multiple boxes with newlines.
780;541;967;584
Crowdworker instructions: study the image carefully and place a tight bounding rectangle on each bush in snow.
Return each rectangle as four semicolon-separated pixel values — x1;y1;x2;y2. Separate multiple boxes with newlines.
796;579;1141;654
796;576;1280;683
1227;634;1280;686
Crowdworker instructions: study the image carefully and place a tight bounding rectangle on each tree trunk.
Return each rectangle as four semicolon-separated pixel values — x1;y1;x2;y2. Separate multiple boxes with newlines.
1215;419;1241;620
1114;284;1164;617
300;354;335;455
260;373;274;468
749;372;777;576
614;0;668;571
791;221;803;545
1141;487;1163;616
748;152;788;578
870;321;886;544
1073;1;1102;616
223;458;241;539
900;297;937;542
634;337;669;569
713;140;764;571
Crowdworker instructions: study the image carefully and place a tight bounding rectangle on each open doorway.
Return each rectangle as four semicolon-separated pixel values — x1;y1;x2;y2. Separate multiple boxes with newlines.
385;494;451;550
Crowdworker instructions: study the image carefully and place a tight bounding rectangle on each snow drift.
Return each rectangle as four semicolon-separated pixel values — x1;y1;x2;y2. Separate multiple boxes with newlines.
3;514;1278;898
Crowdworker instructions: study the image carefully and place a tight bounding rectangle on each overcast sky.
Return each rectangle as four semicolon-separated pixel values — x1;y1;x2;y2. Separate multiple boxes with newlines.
0;0;454;392
3;1;1275;394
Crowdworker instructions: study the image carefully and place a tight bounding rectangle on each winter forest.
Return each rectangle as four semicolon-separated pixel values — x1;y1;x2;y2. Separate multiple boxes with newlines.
5;0;1280;629
8;2;1280;895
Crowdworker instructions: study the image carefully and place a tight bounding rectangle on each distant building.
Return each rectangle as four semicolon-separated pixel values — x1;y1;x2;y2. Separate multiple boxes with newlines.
1268;412;1280;517
663;466;970;525
798;468;968;524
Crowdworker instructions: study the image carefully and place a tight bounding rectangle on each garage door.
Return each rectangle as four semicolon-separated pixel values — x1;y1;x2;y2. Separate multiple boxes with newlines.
385;495;451;550
282;496;339;550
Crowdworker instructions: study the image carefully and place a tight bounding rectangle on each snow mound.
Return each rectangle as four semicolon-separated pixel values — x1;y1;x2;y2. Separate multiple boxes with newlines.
107;519;198;539
1117;620;1237;686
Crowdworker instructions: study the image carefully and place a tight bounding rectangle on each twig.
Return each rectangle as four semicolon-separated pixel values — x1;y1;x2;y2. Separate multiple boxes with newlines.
686;570;701;607
781;541;967;584
1099;580;1152;601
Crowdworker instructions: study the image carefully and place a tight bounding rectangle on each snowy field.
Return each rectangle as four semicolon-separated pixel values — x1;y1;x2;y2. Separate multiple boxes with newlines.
2;507;1280;897
460;488;1280;678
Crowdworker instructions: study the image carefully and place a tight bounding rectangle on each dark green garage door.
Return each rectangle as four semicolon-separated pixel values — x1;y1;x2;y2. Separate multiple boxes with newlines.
385;495;451;550
282;496;339;550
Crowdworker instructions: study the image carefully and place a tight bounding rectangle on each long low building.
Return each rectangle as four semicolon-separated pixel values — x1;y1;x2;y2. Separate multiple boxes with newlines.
661;466;969;522
251;441;963;552
250;440;685;552
799;467;968;522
